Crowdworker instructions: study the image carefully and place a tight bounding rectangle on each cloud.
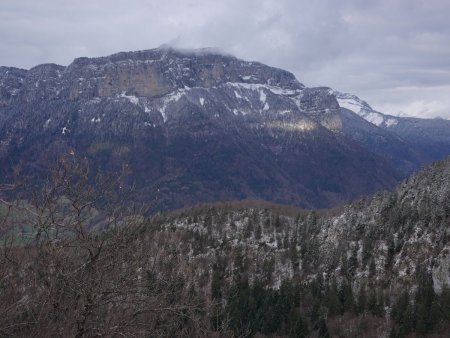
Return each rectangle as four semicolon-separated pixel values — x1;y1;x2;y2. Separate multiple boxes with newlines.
368;85;450;118
0;0;449;118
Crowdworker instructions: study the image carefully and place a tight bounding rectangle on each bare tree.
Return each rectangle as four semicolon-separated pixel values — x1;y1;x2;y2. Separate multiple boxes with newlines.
0;155;213;337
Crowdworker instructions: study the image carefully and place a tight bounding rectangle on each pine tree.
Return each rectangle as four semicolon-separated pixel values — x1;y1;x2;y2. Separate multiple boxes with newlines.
390;291;413;336
338;280;355;314
348;244;359;277
368;288;384;317
357;284;367;315
318;317;330;338
211;264;222;300
288;308;308;338
326;277;340;316
385;235;396;269
255;224;262;240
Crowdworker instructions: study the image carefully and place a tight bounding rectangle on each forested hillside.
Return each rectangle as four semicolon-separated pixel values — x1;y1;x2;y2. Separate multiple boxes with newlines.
1;156;449;337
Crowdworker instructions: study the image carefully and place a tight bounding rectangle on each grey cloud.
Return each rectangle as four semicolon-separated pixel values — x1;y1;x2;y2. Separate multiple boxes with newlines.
0;0;449;118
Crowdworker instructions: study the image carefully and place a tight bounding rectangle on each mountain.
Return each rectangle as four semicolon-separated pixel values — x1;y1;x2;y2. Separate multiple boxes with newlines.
0;47;449;211
335;90;450;162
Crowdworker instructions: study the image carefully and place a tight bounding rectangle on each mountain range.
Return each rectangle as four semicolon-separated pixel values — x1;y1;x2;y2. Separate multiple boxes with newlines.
1;46;449;210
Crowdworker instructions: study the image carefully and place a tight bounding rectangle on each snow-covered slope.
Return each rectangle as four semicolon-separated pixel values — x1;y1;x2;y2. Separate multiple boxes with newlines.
333;91;399;127
333;90;450;161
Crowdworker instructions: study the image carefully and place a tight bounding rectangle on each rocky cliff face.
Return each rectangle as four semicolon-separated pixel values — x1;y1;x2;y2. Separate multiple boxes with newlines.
0;48;302;103
0;47;448;210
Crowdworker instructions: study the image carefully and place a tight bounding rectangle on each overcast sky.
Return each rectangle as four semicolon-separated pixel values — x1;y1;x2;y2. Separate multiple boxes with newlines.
1;0;449;118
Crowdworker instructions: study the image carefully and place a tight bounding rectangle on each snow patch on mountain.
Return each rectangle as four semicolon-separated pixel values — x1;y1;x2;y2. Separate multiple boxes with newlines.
363;112;385;126
259;89;267;103
226;82;301;97
337;97;366;113
119;92;139;105
385;117;398;127
158;89;188;122
334;91;399;128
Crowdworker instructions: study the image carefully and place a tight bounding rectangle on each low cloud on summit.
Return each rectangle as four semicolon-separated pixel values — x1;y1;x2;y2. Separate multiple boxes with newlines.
1;0;449;118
